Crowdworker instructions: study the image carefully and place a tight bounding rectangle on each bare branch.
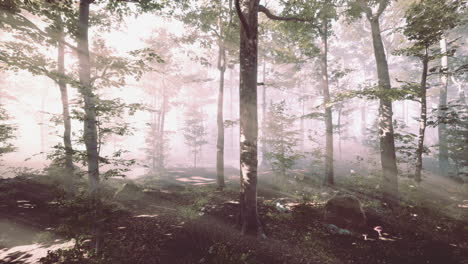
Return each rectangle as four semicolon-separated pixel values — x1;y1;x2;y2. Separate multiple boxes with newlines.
258;5;312;23
235;0;251;38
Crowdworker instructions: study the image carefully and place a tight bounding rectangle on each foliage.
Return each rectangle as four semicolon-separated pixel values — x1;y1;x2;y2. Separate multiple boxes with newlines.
183;104;208;167
263;101;302;178
402;0;463;51
428;100;468;178
0;105;16;158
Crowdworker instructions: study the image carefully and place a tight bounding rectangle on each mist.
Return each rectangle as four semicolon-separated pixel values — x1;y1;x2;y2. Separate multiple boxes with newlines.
0;1;467;264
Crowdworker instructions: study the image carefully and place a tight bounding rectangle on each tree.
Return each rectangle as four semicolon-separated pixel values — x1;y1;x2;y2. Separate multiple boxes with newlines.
398;0;462;182
181;0;238;189
279;0;339;185
234;0;314;236
183;104;208;168
349;0;399;203
0;0;77;189
262;101;301;181
439;37;449;177
0;105;16;159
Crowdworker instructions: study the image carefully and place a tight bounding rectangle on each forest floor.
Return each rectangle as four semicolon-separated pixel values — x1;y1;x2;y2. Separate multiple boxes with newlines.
0;168;467;264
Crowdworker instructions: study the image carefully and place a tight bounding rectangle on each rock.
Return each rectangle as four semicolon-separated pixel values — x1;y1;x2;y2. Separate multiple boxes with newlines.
273;198;297;213
323;193;366;230
325;224;352;235
114;182;144;202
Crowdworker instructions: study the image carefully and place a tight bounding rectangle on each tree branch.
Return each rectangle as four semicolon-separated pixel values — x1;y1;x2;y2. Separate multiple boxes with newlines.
235;0;251;38
258;5;312;22
376;0;389;18
356;0;373;20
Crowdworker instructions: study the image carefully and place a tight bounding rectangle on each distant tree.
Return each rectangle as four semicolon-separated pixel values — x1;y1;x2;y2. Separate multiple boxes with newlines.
180;0;239;189
279;0;339;185
429;100;468;181
183;104;208;168
0;105;16;159
263;101;301;181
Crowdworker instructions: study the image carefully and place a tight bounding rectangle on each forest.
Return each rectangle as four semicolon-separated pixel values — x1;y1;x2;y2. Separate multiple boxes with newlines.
0;0;467;263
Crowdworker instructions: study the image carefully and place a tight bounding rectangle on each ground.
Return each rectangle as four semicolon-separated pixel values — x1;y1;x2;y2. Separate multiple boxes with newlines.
0;168;467;264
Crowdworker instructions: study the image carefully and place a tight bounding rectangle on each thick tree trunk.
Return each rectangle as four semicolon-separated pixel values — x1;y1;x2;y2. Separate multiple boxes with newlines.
415;49;429;182
369;17;398;203
216;17;226;189
78;0;101;253
236;0;262;237
438;37;449;177
57;26;74;191
320;24;334;186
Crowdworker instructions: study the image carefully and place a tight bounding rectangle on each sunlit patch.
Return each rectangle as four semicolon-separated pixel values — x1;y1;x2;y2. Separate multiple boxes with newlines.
117;226;127;230
0;241;73;264
18;203;36;209
176;176;215;185
134;214;159;218
191;176;215;181
379;237;396;241
374;226;383;237
457;201;468;208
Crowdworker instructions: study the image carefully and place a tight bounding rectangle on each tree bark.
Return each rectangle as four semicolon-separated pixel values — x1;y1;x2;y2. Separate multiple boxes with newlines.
216;10;226;189
78;0;99;197
320;23;334;186
415;48;429;182
78;0;101;253
438;37;449;177
338;106;342;160
57;24;74;191
260;58;269;169
235;0;262;237
368;15;398;203
158;77;167;172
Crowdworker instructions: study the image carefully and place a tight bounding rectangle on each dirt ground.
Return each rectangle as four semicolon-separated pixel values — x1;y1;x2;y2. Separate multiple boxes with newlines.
0;169;467;264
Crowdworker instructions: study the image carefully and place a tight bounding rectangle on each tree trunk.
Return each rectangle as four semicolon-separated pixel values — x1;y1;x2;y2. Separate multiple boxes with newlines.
320;24;334;186
260;59;269;169
369;17;398;203
415;48;429;182
78;0;101;253
300;80;305;153
158;78;167;172
57;25;74;192
236;0;262;237
361;101;367;138
438;37;449;177
194;149;197;168
216;13;226;189
338;106;342;160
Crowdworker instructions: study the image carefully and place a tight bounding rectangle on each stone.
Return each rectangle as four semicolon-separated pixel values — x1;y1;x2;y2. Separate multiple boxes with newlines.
114;182;144;202
323;193;366;230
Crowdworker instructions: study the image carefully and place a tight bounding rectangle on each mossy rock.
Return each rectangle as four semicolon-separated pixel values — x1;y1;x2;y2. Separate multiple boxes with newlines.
114;182;144;202
323;193;367;230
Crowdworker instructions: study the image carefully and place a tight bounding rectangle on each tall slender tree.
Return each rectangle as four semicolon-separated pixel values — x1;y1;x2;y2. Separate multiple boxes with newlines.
399;0;462;181
351;0;399;202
